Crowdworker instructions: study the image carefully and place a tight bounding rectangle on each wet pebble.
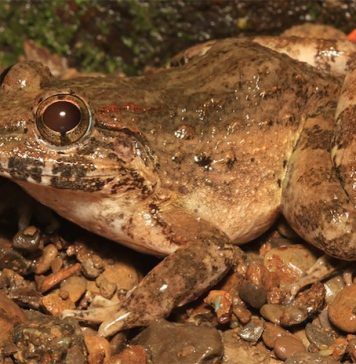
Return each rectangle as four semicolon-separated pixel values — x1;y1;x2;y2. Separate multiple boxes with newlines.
84;334;111;364
285;351;339;364
305;323;335;349
0;292;26;351
0;238;32;274
238;317;264;343
110;345;147;364
328;283;356;333
262;322;290;349
132;319;223;364
34;243;58;274
41;291;75;315
13;311;87;364
324;275;345;304
60;275;87;303
12;226;42;252
260;303;307;326
273;334;306;361
239;280;266;309
99;258;141;291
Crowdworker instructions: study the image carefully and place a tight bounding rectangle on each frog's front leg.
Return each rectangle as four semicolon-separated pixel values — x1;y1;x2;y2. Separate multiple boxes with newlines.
282;111;355;260
65;212;238;337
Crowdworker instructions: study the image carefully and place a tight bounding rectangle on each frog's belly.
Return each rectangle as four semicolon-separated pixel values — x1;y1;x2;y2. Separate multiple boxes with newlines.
16;180;178;256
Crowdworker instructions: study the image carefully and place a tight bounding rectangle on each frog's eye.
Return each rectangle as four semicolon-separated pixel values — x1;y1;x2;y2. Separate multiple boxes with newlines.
35;94;92;147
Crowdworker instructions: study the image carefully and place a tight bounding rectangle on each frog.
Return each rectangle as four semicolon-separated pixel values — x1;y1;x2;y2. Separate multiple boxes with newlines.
0;36;354;337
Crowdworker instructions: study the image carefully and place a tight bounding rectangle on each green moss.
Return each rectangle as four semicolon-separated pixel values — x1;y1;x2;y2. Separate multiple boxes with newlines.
0;1;354;75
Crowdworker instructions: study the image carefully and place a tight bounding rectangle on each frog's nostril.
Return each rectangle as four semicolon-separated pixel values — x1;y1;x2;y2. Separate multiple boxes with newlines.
42;100;81;133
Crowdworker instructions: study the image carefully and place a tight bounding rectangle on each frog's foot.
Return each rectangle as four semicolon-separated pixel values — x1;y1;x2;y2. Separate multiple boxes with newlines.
288;255;343;299
253;36;356;76
334;67;356;205
97;233;236;337
63;300;121;324
282;112;355;260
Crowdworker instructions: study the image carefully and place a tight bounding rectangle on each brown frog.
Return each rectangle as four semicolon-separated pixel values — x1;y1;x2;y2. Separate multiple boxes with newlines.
0;37;354;336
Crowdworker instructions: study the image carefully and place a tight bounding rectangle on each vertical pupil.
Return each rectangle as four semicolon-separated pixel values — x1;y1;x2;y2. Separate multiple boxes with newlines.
42;101;81;133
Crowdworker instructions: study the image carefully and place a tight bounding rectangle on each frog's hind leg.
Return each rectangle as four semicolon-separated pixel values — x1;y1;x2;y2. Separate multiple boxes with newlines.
97;226;238;336
64;216;239;336
334;68;356;205
281;111;355;260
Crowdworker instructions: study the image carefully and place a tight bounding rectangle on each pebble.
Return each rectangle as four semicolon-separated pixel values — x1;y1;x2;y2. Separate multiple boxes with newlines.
132;319;223;364
262;322;290;349
84;334;111;364
328;283;356;333
238;317;264;343
285;351;339;364
110;345;147;364
324;275;345;304
273;334;306;361
41;291;75;315
12;225;42;252
264;244;317;284
99;259;141;291
239;280;266;309
305;323;335;349
35;243;58;274
60;276;87;303
0;292;26;351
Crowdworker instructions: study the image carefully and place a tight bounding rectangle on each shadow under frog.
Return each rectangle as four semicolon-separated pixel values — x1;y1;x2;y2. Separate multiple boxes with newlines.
0;37;354;336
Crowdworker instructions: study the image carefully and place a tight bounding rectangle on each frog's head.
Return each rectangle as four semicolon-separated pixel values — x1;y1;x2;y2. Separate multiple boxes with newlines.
0;62;159;200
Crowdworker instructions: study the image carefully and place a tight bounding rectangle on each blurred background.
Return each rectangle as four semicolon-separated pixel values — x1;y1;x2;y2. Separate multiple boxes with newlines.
0;0;355;75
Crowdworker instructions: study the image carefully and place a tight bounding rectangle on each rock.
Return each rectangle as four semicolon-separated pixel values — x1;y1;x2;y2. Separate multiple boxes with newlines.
239;281;267;309
328;284;356;333
34;243;58;274
305;323;335;349
99;258;141;291
13;311;87;364
60;276;87;303
238;317;264;343
264;244;317;285
273;335;306;361
110;345;148;364
262;322;290;349
132;319;223;364
0;238;32;275
285;351;339;364
84;334;111;364
41;290;75;315
222;329;280;364
0;292;26;352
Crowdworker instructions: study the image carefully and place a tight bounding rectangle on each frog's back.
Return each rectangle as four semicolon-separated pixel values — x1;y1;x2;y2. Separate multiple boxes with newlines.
134;40;341;243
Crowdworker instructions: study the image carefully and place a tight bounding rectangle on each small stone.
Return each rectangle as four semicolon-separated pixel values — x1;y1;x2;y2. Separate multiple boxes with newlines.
132;319;223;364
60;276;87;303
110;345;147;364
260;303;284;324
328;284;356;333
239;281;267;309
238;317;264;343
0;292;26;350
305;323;335;349
13;226;41;252
274;335;306;361
35;244;58;274
285;351;339;364
262;322;290;349
41;291;75;315
84;334;111;364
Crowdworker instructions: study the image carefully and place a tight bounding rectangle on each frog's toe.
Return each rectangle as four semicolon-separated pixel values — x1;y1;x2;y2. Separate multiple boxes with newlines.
62;302;120;324
98;309;132;337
